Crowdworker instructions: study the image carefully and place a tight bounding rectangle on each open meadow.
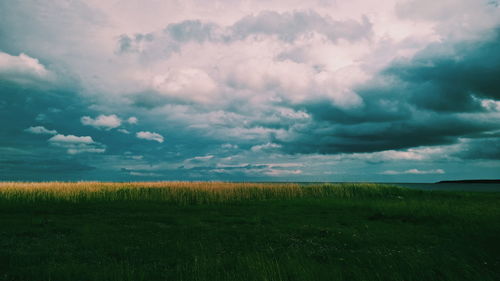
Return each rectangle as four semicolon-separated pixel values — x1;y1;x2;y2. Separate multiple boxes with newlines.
0;182;499;281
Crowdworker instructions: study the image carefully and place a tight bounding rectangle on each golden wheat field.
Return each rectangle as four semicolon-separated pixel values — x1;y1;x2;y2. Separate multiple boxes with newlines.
0;181;401;204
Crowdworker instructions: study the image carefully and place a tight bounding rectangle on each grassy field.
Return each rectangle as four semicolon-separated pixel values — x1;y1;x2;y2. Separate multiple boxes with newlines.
0;182;499;281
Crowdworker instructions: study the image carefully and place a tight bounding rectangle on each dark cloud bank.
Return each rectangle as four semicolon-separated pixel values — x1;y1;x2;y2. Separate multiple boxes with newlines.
275;30;500;157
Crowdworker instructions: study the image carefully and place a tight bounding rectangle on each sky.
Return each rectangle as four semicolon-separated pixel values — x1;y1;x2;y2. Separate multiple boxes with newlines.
0;0;499;182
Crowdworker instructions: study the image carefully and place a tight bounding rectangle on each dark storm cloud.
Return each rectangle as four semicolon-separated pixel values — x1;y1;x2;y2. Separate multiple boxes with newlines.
275;115;494;154
455;138;500;160
383;30;500;112
273;29;500;155
297;96;412;125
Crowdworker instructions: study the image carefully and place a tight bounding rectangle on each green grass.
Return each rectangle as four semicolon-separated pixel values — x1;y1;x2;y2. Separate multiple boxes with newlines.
0;182;499;281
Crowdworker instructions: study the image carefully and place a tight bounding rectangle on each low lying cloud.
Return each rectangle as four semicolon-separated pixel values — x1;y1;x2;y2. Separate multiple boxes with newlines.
48;134;105;154
81;114;122;130
454;137;500;160
264;169;302;176
251;142;282;152
381;169;445;175
136;131;164;143
24;126;57;135
49;134;94;144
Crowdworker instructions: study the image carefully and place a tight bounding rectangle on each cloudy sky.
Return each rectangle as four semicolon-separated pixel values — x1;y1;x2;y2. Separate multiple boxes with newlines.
1;0;499;182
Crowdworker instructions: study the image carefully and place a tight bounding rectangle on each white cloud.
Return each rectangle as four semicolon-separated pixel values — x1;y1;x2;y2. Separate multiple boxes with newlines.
49;134;94;144
221;143;238;149
152;68;218;103
264;169;302;176
192;155;214;161
349;150;426;161
48;134;105;154
123;152;144;160
24;126;57;135
264;163;303;168
251;142;282;152
0;52;54;84
81;114;122;130
181;155;215;169
227;58;315;102
129;171;161;177
65;147;105;155
127;116;138;124
136;131;164;143
479;98;500;112
381;169;445;175
118;129;130;134
396;0;500;41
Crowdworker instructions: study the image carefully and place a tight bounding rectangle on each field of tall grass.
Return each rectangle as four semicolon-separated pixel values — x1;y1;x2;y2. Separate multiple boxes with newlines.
0;182;499;281
0;181;405;204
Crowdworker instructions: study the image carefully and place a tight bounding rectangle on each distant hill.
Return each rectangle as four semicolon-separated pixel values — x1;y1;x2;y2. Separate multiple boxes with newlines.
436;180;500;184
